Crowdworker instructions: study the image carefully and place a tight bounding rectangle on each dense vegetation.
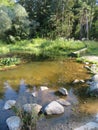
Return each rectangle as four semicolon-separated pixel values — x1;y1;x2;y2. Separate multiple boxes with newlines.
0;0;98;42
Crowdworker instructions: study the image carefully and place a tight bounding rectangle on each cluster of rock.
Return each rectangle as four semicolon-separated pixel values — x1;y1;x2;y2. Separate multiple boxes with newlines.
81;58;98;96
4;86;71;130
84;63;98;74
87;74;98;96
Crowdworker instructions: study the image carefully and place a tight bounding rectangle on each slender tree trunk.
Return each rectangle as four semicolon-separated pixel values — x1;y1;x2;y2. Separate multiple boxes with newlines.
85;9;89;40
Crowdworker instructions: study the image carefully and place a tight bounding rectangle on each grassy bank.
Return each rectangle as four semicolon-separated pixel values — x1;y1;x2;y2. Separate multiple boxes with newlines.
0;38;98;59
85;41;98;55
0;38;86;58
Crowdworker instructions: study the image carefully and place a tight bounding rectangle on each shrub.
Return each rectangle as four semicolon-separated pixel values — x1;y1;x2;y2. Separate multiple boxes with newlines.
0;57;21;66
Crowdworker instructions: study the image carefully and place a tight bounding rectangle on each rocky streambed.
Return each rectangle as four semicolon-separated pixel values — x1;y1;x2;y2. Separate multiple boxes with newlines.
0;59;98;130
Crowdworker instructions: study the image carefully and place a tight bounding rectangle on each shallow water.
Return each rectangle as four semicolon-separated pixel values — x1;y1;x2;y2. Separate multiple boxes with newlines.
0;59;98;130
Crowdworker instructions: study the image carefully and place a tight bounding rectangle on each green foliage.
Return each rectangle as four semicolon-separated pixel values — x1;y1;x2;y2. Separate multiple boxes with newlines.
0;57;20;66
0;38;86;58
12;105;44;130
85;41;98;55
0;0;97;40
0;8;12;37
0;3;30;41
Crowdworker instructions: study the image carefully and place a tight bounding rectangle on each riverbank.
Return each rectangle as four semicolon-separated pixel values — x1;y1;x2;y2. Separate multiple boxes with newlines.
0;38;87;58
0;38;97;70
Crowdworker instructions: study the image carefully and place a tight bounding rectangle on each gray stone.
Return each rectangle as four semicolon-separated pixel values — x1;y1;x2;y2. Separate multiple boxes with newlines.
40;86;49;91
56;99;71;106
4;100;16;110
58;87;68;96
90;64;98;74
45;101;64;115
74;122;98;130
89;82;98;92
23;103;42;114
6;116;22;130
92;74;98;82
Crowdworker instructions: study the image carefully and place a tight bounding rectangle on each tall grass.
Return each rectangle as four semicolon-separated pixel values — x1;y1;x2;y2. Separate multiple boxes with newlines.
85;41;98;55
0;38;94;58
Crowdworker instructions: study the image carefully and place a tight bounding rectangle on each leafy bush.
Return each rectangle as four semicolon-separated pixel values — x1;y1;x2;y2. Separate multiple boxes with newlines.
0;57;20;66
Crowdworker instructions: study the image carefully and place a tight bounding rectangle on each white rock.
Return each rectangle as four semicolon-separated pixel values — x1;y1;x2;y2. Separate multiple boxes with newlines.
23;103;42;114
73;79;80;84
6;116;22;130
80;80;85;83
92;74;98;82
40;86;49;91
84;65;90;70
85;62;89;65
45;101;64;115
59;87;68;96
32;92;38;97
74;122;98;130
56;99;71;106
4;100;16;110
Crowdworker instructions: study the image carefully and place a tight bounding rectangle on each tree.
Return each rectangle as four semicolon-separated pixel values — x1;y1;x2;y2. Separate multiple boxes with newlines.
18;0;75;39
73;0;96;40
12;4;30;39
0;3;30;41
0;6;12;39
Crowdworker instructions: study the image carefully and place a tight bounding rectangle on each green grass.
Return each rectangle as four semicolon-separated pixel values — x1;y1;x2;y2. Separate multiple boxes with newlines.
85;41;98;55
0;38;97;58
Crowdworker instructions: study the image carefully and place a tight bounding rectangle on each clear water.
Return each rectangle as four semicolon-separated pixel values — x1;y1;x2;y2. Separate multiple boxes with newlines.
0;59;98;130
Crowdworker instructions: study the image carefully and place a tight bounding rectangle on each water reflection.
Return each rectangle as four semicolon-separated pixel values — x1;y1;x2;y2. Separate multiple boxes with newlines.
3;81;18;101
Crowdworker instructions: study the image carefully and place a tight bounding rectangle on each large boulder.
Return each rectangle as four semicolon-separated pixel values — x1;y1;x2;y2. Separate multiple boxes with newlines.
44;101;64;115
6;116;22;130
56;99;71;106
4;100;16;110
23;103;42;114
58;87;68;96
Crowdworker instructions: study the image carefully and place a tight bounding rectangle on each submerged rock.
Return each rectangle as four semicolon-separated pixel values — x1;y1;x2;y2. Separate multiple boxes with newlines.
74;122;98;130
58;87;68;96
4;100;16;110
56;99;71;106
23;103;42;114
44;101;64;115
6;116;22;130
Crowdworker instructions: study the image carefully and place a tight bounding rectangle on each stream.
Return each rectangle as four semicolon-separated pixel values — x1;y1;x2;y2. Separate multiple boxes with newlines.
0;59;98;130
